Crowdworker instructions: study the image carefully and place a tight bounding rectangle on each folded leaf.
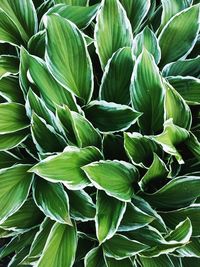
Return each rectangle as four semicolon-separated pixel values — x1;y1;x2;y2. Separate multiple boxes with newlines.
96;191;126;243
0;76;23;103
0;103;29;134
37;223;77;267
159;5;200;66
132;26;161;63
0;129;29;151
95;0;133;68
0;55;19;79
167;76;200;105
103;234;149;259
28;30;45;58
0;0;38;43
84;246;107;267
162;56;200;77
45;14;93;104
141;175;200;209
0;164;33;224
120;0;150;33
100;47;134;105
82;160;139;201
29;146;103;190
130;49;165;134
33;178;71;225
84;100;141;133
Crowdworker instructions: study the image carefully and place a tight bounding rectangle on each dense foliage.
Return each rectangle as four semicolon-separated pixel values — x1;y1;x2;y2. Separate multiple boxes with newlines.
0;0;200;266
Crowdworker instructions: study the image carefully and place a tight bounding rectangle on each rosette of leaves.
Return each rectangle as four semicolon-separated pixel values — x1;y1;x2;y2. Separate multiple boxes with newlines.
0;0;200;266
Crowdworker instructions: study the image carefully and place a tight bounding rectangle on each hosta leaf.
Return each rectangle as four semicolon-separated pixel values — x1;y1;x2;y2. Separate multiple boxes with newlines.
103;134;127;161
139;153;169;192
37;223;77;267
25;49;79;112
124;132;161;168
0;8;22;46
141;175;200;209
130;49;165;134
45;4;99;29
120;0;151;33
118;203;154;232
152;119;189;163
28;30;45;58
158;5;200;66
139;255;176;267
185;132;200;160
0;0;38;43
105;257;133;267
99;47;134;105
67;189;96;221
82;160;139;201
162;56;200;77
44;14;93;104
84;100;141;133
0;103;29;134
177;237;200;257
0;198;43;232
31;113;66;153
84;247;107;267
164;80;192;129
167;76;200;105
159;0;192;33
103;234;149;260
29;146;103;190
132;27;161;63
95;0;133;68
54;0;88;5
0;55;19;78
96;191;126;243
182;258;200;267
0;129;29;151
33;178;71;225
0;76;23;103
0;151;19;169
0;165;33;224
160;204;200;236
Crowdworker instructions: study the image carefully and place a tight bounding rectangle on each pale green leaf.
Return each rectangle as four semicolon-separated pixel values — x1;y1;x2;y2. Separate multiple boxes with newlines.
54;0;88;5
0;129;29;151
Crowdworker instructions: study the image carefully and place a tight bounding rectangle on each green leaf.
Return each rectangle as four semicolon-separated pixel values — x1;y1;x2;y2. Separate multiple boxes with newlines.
37;223;77;267
0;8;23;46
152;119;189;164
130;49;165;134
67;189;96;221
159;0;192;33
33;177;71;225
84;246;107;267
82;160;139;201
0;151;19;169
182;258;200;267
44;4;99;29
158;5;200;66
177;237;200;257
132;26;161;63
29;146;103;190
0;164;33;224
99;47;134;105
0;198;43;232
84;100;141;133
0;129;29;151
0;103;29;134
185;132;200;160
25;49;79;112
95;0;133;68
141;175;200;209
96;191;126;243
0;55;19;79
139;153;169;192
103;234;149;259
0;0;38;43
31;113;66;153
164;79;192;129
28;30;45;58
44;14;93;104
54;0;88;5
139;255;175;267
124;132;161;168
160;204;200;236
120;0;151;33
118;202;154;231
162;56;200;77
0;76;24;103
167;76;200;105
105;257;133;267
